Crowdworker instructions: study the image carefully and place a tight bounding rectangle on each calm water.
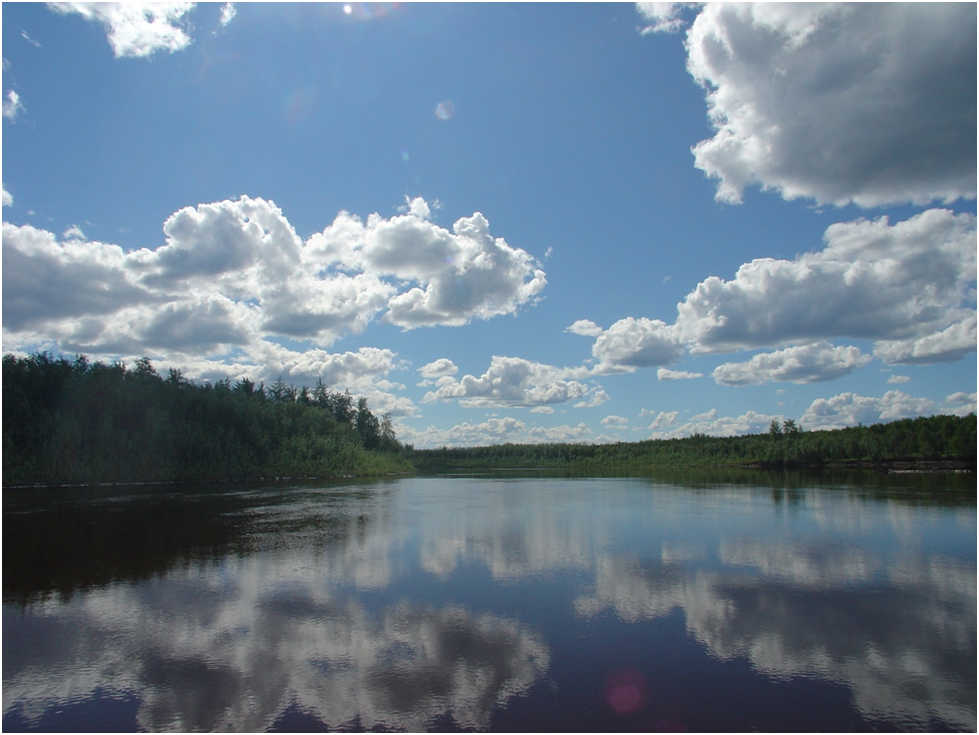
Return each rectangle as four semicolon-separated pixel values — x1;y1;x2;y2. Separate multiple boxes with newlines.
3;474;976;732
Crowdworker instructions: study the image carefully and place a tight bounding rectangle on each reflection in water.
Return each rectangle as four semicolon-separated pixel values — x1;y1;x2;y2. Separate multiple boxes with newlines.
574;541;976;730
3;476;976;731
4;555;549;731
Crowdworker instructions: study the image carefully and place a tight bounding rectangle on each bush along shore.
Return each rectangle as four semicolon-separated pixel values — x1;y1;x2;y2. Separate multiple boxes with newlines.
409;415;977;475
3;353;413;486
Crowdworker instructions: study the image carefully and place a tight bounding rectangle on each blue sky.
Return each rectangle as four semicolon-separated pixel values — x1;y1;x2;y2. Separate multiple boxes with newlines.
2;2;976;448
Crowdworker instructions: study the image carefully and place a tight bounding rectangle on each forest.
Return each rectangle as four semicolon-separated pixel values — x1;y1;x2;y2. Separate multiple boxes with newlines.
411;414;977;474
4;352;976;486
3;352;411;485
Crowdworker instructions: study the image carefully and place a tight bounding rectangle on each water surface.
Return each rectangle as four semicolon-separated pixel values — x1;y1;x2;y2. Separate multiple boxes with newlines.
3;474;976;731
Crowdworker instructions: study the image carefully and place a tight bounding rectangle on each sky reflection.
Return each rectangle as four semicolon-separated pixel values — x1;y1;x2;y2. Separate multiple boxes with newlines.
3;477;975;731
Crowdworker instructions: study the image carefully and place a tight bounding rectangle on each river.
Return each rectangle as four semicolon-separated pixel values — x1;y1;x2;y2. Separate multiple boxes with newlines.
3;472;976;731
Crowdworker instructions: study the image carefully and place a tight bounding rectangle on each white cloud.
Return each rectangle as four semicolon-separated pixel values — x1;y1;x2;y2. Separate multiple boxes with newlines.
565;319;604;337
601;415;629;428
219;2;236;27
49;2;196;58
645;410;679;432
418;358;458;379
20;30;42;47
886;375;910;385
3;197;550;371
3;89;24;120
573;388;609;409
873;314;977;365
591;317;684;372
397;416;596;449
2;222;155;332
396;195;431;220
62;224;86;240
684;4;976;207
529;406;555;415
636;3;697;34
657;367;702;381
649;408;781;440
713;342;872;386
2;185;12;207
799;390;938;431
307;204;546;329
675;209;977;353
944;392;977;417
422;355;594;409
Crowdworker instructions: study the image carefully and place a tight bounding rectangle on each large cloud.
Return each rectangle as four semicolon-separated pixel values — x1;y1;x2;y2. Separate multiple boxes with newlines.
3;196;545;385
675;209;976;353
49;2;196;58
683;3;976;207
591;317;684;372
712;342;871;386
2;223;158;331
306;208;546;329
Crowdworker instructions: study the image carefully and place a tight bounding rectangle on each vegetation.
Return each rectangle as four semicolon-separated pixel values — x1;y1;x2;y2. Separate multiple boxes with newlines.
410;415;977;474
2;352;411;485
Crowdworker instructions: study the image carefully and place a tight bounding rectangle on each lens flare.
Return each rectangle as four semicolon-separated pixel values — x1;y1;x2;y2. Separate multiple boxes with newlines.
605;668;647;716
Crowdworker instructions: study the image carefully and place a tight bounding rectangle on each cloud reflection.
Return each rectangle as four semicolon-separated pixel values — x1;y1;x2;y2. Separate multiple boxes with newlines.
3;556;549;731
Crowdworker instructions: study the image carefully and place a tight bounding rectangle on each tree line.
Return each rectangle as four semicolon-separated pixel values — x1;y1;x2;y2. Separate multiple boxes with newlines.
2;352;411;485
411;414;977;473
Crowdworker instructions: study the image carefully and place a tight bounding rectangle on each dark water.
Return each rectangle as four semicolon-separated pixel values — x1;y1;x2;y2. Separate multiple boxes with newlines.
3;474;976;732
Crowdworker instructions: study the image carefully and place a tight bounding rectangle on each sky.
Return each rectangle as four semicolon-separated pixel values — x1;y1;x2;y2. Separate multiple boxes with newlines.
2;2;976;448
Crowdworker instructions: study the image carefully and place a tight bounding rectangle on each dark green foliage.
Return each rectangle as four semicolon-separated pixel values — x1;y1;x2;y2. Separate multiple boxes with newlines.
410;414;976;473
2;353;411;485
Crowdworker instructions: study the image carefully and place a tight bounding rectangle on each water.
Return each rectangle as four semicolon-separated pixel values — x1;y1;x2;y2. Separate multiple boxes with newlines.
3;474;976;731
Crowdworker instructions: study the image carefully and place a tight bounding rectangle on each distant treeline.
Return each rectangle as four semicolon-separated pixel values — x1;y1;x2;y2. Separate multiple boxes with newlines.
3;352;411;485
411;414;977;473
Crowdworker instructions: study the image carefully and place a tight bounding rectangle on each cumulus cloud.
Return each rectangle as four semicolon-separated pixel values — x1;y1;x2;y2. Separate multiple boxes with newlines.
397;416;595;449
50;2;196;58
421;355;598;409
591;317;684;372
306;206;546;329
684;4;976;207
2;185;12;207
601;415;629;429
675;209;977;353
799;390;938;431
649;408;781;440
565;319;604;337
4;196;545;368
418;358;458;380
943;392;977;417
886;375;910;385
657;367;702;381
3;89;24;120
2;222;157;332
873;314;978;365
713;342;872;386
